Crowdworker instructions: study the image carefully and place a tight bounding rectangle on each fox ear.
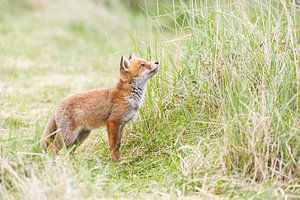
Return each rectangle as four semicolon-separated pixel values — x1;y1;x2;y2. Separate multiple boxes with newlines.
120;56;129;72
128;53;136;60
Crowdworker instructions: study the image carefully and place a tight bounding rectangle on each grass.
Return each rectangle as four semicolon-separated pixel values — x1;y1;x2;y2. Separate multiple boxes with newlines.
0;0;299;199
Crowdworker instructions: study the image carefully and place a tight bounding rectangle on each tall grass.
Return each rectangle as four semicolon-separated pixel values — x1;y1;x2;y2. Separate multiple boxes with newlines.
133;0;299;193
0;0;299;199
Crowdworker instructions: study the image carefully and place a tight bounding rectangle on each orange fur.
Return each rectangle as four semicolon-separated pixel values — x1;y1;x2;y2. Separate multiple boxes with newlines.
40;54;159;161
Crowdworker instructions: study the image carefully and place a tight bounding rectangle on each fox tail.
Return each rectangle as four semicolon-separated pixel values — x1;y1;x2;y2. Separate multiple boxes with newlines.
40;116;57;151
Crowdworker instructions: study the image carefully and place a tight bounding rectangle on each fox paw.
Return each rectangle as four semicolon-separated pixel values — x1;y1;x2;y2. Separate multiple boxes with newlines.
111;152;120;161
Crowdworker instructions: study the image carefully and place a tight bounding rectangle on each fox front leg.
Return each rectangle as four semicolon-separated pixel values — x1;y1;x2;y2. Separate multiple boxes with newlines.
107;121;124;161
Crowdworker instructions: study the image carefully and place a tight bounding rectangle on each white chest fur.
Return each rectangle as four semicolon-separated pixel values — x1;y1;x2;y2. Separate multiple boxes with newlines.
123;107;139;122
123;79;147;122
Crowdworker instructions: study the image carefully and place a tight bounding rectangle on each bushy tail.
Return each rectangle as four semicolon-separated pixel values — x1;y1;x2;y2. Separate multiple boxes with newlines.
40;116;57;151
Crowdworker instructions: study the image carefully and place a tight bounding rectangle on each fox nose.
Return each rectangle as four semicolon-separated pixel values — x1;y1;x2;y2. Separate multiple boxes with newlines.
155;61;159;65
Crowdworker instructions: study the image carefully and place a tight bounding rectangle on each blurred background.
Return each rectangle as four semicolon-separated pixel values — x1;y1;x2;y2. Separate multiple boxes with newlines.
0;0;169;125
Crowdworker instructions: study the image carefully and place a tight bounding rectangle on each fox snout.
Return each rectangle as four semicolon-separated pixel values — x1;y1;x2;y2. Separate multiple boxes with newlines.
149;61;159;75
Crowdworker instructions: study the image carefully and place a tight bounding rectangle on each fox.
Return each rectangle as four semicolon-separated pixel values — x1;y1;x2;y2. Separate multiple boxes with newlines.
40;53;159;161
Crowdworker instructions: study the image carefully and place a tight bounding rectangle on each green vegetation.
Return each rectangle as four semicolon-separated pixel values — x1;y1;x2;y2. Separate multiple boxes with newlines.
0;0;299;199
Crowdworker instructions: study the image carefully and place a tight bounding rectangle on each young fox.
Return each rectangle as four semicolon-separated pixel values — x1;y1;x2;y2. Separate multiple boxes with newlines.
40;54;159;161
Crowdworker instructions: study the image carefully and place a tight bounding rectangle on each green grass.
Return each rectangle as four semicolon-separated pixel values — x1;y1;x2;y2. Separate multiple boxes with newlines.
0;0;299;199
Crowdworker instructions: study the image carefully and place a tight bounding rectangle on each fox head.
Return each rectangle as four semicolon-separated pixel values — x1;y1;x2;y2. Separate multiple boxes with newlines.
119;53;159;83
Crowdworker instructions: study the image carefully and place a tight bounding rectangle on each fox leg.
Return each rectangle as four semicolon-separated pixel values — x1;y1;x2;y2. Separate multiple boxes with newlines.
76;130;91;145
53;125;83;153
64;126;84;149
66;130;92;153
107;121;124;161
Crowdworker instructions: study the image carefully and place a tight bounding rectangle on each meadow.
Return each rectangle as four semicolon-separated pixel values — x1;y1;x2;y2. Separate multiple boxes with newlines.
0;0;299;199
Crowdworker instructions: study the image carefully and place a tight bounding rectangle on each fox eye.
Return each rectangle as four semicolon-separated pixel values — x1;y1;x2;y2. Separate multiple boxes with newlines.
140;64;145;67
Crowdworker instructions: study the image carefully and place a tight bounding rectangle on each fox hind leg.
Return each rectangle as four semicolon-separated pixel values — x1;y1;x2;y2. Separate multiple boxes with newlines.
53;126;83;153
70;130;91;153
64;126;83;148
76;130;91;144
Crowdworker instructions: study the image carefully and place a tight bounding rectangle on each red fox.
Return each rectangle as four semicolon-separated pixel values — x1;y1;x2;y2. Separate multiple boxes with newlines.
40;53;159;161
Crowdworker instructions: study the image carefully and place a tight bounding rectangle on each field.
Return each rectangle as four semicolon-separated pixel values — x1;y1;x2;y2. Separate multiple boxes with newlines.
0;0;299;199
